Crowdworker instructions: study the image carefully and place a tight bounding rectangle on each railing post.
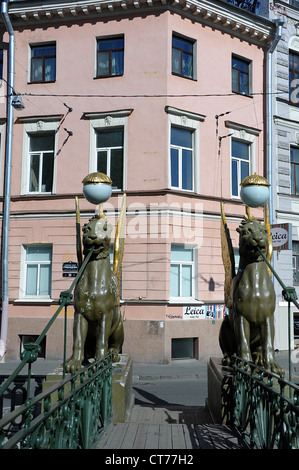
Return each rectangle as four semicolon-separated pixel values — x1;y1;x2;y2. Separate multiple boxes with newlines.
59;290;73;378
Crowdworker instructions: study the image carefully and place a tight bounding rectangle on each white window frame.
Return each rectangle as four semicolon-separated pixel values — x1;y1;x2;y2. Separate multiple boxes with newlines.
170;127;194;191
20;117;60;195
226;122;260;200
19;244;53;300
95;128;124;190
231;138;251;199
170;244;198;301
85;109;133;192
166;106;205;194
28;134;55;193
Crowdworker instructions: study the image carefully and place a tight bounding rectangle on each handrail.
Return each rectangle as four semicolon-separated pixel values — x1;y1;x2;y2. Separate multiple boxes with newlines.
0;353;112;449
0;244;115;449
229;355;299;449
0;245;94;402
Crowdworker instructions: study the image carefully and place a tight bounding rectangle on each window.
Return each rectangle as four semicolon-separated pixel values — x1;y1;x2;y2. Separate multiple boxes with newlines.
170;245;195;299
290;0;299;8
96;128;124;190
171;338;197;359
86;109;132;191
289;51;299;102
231;139;250;198
171;127;193;191
30;44;56;83
166;106;204;194
21;245;52;298
232;56;251;95
233;247;240;273
293;241;299;285
291;146;299;195
172;34;195;79
28;133;55;193
97;36;124;78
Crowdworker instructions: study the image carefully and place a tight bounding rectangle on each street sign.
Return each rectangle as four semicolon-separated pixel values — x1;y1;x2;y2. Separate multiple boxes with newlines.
62;261;78;277
270;224;292;250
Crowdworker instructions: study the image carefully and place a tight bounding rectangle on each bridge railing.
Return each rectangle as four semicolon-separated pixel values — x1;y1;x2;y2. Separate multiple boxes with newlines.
222;246;299;449
0;354;112;449
0;245;113;449
227;356;299;449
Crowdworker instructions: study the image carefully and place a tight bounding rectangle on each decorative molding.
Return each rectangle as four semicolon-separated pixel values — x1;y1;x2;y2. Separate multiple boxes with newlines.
224;120;262;136
289;35;299;53
165;106;206;122
7;0;274;45
83;109;133;119
274;115;299;130
16;114;63;123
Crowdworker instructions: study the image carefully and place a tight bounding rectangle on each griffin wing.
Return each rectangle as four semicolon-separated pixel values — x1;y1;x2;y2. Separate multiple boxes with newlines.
220;202;235;309
75;196;83;269
113;194;126;306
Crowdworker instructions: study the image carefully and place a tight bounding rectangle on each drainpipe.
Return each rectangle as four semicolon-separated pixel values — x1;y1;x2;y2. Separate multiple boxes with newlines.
0;0;14;360
267;18;284;226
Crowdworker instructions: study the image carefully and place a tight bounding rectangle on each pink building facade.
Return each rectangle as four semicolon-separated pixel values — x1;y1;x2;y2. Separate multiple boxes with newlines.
0;0;275;363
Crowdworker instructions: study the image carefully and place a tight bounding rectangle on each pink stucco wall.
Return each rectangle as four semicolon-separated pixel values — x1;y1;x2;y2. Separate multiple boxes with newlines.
0;8;267;361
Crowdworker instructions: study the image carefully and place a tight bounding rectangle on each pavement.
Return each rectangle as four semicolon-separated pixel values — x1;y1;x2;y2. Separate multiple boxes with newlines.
0;349;298;382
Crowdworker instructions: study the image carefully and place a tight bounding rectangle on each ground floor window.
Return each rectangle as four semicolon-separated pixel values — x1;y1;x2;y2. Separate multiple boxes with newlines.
20;245;52;299
170;244;196;299
171;337;197;359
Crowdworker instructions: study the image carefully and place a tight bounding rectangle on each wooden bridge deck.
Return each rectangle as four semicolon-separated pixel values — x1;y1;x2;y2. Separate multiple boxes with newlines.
97;405;248;450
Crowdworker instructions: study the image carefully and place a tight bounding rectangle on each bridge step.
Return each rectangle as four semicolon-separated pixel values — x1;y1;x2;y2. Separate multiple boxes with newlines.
97;405;248;449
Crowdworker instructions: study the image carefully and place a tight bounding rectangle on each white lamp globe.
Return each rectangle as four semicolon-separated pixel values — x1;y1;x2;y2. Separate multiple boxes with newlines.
82;172;112;205
240;173;270;208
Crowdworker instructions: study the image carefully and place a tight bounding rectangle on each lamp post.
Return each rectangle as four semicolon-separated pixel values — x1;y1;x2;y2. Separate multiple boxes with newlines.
240;173;270;208
82;172;112;207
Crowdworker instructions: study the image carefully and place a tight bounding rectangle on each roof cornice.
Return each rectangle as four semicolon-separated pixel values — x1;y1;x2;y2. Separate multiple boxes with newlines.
5;0;275;45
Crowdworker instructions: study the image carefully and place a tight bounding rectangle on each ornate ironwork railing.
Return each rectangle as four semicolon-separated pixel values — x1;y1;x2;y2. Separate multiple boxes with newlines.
0;374;45;434
221;246;299;448
228;356;299;449
0;354;112;449
0;244;113;449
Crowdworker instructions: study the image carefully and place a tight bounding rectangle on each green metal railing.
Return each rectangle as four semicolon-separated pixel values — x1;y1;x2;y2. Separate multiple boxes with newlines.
222;246;299;449
0;245;113;449
229;356;299;449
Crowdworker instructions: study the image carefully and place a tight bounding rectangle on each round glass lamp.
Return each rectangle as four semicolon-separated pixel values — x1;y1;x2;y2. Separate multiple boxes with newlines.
240;173;270;208
82;172;112;205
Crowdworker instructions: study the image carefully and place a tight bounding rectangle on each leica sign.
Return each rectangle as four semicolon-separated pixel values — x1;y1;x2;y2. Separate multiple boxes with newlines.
270;224;292;250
